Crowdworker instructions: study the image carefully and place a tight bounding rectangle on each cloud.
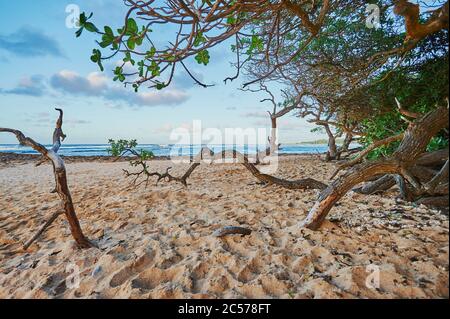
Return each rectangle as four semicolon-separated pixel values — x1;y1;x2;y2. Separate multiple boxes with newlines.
172;70;206;89
50;70;108;96
50;70;190;107
23;112;90;127
65;119;91;125
242;111;269;118
251;118;310;131
0;28;64;57
0;75;46;96
153;123;193;134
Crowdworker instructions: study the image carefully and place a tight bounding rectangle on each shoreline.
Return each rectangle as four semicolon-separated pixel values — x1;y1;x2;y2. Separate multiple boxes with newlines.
0;151;321;167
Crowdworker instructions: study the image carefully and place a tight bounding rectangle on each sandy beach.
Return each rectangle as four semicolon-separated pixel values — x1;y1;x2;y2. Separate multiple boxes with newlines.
0;155;448;299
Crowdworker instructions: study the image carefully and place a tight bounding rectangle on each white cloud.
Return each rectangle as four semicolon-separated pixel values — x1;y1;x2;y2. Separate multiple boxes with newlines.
50;70;190;107
242;111;269;118
0;74;45;96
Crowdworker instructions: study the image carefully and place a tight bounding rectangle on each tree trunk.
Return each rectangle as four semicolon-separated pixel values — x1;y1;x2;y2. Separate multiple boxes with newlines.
336;132;353;160
50;153;92;248
324;124;337;161
353;174;397;194
269;116;279;154
301;105;449;230
0;109;93;249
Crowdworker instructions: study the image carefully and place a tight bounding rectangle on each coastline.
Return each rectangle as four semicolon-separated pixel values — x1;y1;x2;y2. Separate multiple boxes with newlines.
0;151;320;168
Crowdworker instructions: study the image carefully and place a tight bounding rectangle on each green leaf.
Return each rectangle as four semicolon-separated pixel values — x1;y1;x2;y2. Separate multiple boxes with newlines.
79;12;87;25
126;18;138;35
90;49;103;71
127;37;136;50
123;52;135;65
84;22;98;33
146;47;156;58
148;61;160;77
227;15;236;25
193;32;206;47
99;26;115;47
195;50;210;66
104;26;114;36
107;139;138;157
75;28;83;38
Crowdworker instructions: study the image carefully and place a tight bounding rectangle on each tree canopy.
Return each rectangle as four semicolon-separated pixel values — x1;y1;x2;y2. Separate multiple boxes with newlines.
76;0;449;229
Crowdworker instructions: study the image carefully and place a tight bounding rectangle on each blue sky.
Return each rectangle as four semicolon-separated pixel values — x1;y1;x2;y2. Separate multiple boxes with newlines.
0;0;323;145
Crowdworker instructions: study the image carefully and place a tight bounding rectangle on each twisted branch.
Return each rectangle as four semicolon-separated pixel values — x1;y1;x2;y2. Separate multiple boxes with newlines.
0;109;93;249
120;147;327;190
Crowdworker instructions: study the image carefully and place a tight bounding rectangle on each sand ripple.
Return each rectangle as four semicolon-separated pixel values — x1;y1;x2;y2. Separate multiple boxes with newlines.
0;156;448;298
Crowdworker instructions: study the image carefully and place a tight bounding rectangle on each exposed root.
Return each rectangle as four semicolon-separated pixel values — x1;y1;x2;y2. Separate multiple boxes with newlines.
302;104;449;230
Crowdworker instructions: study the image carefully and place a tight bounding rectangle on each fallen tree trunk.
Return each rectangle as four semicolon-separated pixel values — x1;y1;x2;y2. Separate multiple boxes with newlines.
301;104;449;230
0;109;93;249
416;195;449;207
353;148;449;195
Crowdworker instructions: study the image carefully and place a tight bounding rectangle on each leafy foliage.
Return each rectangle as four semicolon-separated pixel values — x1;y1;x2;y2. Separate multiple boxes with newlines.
82;1;448;163
107;139;154;161
359;51;449;159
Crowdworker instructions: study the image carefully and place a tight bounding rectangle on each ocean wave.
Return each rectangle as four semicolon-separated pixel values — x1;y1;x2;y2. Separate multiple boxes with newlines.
0;144;329;157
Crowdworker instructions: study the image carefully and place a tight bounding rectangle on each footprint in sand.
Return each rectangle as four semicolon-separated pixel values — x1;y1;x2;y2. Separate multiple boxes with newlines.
109;251;155;288
131;266;182;290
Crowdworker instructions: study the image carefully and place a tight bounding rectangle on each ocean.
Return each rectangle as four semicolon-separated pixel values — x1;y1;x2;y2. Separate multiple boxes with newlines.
0;144;330;157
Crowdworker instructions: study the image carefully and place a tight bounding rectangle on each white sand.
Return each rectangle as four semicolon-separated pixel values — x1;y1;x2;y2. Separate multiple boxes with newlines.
0;156;448;298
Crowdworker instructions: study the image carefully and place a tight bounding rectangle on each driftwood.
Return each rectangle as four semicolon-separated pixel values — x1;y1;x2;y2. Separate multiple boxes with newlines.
117;104;448;232
122;147;327;191
212;226;252;237
0;109;93;249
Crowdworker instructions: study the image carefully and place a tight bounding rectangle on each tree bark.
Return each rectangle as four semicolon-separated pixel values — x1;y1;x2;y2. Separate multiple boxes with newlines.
0;109;93;249
323;123;338;161
353;174;397;195
122;147;327;191
336;132;353;160
269;116;279;154
301;105;449;230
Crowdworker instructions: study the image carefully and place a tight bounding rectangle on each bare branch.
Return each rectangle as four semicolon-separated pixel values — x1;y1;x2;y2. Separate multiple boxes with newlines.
330;133;405;179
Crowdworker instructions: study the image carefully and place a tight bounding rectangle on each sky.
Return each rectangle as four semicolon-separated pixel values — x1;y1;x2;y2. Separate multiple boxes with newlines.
0;0;325;145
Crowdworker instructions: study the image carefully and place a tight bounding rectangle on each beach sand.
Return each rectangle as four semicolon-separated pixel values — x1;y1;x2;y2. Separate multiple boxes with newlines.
0;155;448;299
